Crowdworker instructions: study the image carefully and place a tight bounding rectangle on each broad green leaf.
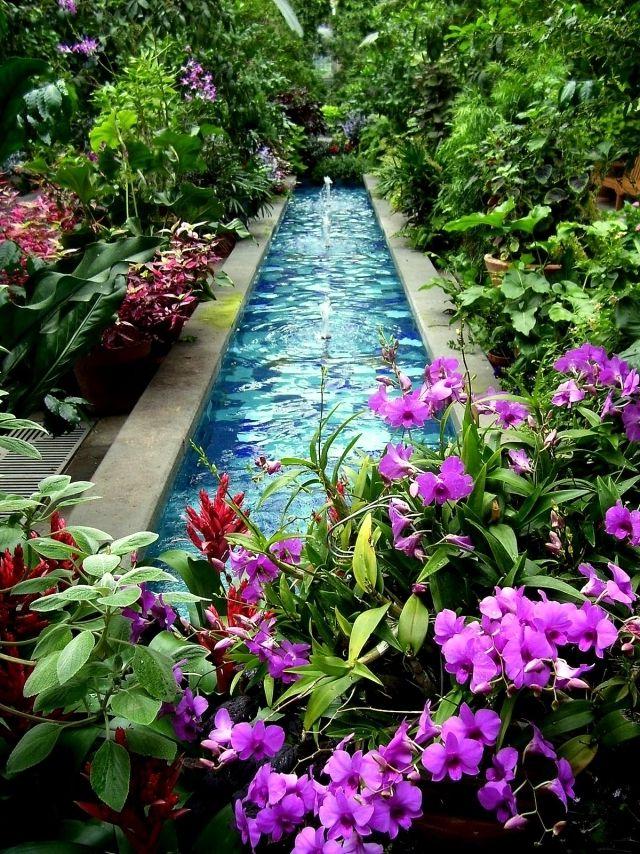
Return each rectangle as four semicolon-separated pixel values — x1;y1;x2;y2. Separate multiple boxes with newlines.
125;726;177;760
6;722;62;775
417;545;453;583
596;711;640;748
117;566;175;585
352;513;377;591
24;651;61;697
28;538;80;559
57;630;95;684
543;701;594;737
559;735;597;774
83;554;121;576
132;647;178;702
110;532;158;555
398;595;429;655
522;575;585;602
90;739;130;812
303;675;355;730
98;588;143;608
348;603;390;663
33;625;73;659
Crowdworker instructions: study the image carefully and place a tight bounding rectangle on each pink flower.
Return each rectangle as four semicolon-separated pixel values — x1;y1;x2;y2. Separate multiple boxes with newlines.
604;501;640;545
230;720;285;761
415;456;473;505
318;788;374;839
622;402;640;442
378;442;414;481
551;379;585;408
421;732;484;781
441;703;501;747
384;390;431;429
508;448;532;475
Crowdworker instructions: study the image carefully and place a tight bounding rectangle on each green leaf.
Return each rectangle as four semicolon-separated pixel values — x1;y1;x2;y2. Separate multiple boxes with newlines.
57;630;95;684
543;701;594;737
33;625;73;659
521;575;585;602
352;513;377;591
158;549;222;601
0;436;41;459
23;651;61;697
596;711;640;747
348;603;389;663
117;566;175;585
6;722;62;775
124;726;177;760
303;675;355;729
417;545;453;583
398;595;429;655
28;538;79;559
98;588;144;608
83;554;121;576
132;647;178;702
90;739;130;812
559;735;597;774
109;532;158;555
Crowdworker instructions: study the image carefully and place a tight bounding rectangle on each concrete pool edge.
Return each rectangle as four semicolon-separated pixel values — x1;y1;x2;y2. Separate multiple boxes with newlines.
364;175;497;427
68;188;293;538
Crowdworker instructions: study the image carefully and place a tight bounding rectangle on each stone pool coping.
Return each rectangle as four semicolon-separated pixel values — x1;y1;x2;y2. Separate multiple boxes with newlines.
69;189;293;538
364;175;497;428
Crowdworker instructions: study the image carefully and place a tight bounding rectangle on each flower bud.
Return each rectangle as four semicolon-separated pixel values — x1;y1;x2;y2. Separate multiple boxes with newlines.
504;814;528;831
399;372;412;392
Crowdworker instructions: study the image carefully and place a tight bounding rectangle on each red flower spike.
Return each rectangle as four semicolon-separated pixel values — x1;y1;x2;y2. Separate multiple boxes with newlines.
185;474;248;566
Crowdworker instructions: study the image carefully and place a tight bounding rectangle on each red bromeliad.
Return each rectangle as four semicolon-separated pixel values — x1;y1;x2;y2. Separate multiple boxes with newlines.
77;729;186;853
185;474;247;566
197;582;261;692
0;513;77;725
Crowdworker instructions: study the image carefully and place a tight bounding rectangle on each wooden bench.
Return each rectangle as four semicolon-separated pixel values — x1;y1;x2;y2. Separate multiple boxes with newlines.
600;155;640;209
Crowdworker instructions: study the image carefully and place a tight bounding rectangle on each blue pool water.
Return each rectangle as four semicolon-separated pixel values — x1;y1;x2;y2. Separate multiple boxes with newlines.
153;184;441;551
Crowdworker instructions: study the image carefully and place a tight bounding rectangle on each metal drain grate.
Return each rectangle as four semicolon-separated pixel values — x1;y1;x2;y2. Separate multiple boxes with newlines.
0;424;91;496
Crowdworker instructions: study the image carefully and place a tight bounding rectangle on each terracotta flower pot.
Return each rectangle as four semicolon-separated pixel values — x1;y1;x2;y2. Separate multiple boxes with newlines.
487;349;514;372
74;340;155;415
484;254;562;286
484;253;510;286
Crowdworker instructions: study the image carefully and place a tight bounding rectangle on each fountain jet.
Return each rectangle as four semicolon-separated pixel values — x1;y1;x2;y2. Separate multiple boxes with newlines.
320;293;332;339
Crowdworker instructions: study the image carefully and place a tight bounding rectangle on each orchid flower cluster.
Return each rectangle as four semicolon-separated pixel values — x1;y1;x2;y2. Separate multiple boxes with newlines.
434;584;625;695
257;146;287;189
381;447;474;558
216;608;310;684
231;720;423;852
122;584;177;644
179;58;217;103
57;37;99;56
230;538;303;604
368;354;466;429
550;342;640;442
57;0;77;12
228;697;579;851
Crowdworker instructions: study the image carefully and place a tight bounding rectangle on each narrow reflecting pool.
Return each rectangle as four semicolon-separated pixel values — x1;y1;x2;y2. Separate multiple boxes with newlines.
154;184;442;552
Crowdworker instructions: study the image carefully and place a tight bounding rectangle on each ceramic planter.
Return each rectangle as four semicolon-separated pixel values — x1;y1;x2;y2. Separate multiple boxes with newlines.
74;340;155;415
